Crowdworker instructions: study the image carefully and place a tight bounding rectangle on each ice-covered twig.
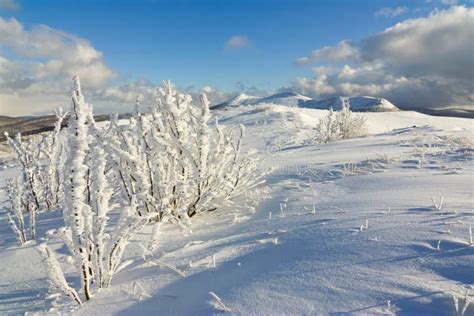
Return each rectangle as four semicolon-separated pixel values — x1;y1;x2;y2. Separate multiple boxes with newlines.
5;214;26;245
209;291;231;312
148;259;186;277
207;254;216;268
431;196;444;211
132;281;152;300
469;226;473;245
37;244;82;306
452;288;472;316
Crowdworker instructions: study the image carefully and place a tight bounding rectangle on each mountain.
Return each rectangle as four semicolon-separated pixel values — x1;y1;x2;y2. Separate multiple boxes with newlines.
211;93;260;110
211;91;312;110
211;93;400;112
306;96;399;112
257;91;312;107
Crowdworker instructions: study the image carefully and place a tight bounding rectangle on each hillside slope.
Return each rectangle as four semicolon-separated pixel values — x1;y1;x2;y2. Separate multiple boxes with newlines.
0;105;472;315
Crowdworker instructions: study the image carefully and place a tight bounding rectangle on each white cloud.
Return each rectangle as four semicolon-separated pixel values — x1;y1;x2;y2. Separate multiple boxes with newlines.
0;0;19;11
0;19;240;116
94;80;155;105
0;17;116;115
89;80;232;115
292;6;474;110
375;6;408;17
196;85;231;104
295;40;357;66
225;35;251;50
0;18;115;88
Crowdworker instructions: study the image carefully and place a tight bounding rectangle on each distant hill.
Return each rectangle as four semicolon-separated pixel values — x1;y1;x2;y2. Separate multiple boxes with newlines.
211;92;474;118
305;96;399;112
257;92;312;107
0;113;132;142
211;93;400;112
413;107;474;119
212;92;312;109
0;116;24;126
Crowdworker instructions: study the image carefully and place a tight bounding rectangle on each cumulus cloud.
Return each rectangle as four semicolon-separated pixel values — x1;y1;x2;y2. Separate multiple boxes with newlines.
0;17;116;115
225;35;251;50
292;6;474;110
94;80;155;105
0;17;115;88
198;85;232;104
89;80;232;114
0;0;19;11
375;6;408;17
0;20;252;116
295;40;357;66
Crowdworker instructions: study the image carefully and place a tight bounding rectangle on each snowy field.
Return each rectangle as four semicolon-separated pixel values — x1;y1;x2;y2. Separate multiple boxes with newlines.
0;104;473;315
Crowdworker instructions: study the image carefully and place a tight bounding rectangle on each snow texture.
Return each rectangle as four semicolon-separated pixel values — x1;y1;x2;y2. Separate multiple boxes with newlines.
0;93;473;315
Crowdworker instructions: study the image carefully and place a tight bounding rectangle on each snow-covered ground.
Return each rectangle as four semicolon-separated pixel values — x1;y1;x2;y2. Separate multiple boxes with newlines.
0;105;473;315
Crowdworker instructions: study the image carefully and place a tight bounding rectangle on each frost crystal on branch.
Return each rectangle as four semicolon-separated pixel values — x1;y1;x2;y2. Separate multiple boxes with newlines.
107;80;263;224
315;105;368;143
4;107;67;244
21;76;263;307
38;77;149;304
37;244;83;306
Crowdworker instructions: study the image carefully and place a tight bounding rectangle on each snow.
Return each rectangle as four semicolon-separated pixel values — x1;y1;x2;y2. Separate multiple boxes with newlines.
308;96;400;112
211;93;260;109
212;93;400;112
258;92;312;107
0;103;473;315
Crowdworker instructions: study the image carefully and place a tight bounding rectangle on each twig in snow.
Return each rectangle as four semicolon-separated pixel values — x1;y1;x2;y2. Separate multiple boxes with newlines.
469;226;473;245
132;281;151;301
452;288;472;316
383;300;397;315
431;196;444;211
184;240;205;248
255;238;278;245
207;254;216;268
146;259;186;277
279;203;286;218
209;291;232;312
359;219;369;232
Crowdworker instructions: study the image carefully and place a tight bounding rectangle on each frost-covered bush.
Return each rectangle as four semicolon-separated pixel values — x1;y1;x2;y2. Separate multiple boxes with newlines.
39;77;150;303
4;108;67;244
35;77;262;305
5;177;29;245
106;80;263;222
315;108;339;144
315;105;368;143
337;105;368;139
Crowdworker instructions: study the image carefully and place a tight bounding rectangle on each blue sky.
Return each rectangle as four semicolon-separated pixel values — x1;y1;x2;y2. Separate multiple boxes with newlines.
0;0;472;115
3;0;454;90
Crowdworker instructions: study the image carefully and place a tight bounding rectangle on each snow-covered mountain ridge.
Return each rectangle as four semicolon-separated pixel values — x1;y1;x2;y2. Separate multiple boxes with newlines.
212;92;400;112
